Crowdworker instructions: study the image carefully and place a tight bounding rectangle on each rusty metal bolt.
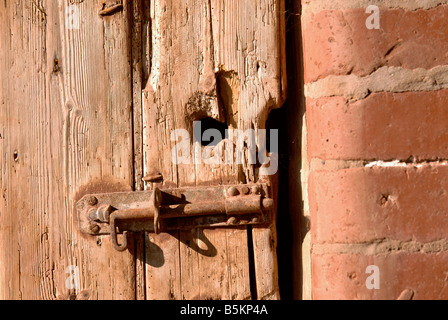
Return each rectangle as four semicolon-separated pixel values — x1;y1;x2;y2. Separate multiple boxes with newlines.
86;196;98;206
97;204;112;222
227;187;239;197
241;186;250;195
89;222;100;234
89;204;112;223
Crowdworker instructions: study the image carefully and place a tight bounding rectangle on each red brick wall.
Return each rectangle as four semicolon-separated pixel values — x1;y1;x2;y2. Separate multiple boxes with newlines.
302;0;448;299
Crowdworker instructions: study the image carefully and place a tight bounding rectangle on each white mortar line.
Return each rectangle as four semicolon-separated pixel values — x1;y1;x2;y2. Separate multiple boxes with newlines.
312;238;448;256
365;160;448;168
309;158;448;171
305;65;448;100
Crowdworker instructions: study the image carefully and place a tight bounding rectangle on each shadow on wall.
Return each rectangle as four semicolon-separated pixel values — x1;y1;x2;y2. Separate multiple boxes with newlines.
272;0;308;300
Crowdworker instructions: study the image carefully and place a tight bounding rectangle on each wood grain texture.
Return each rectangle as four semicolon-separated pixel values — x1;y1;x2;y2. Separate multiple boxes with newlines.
142;0;249;300
0;0;136;299
142;0;286;300
210;0;286;299
0;0;286;300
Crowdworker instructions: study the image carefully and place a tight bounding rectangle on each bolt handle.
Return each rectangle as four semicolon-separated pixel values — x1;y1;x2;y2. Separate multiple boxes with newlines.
110;188;162;251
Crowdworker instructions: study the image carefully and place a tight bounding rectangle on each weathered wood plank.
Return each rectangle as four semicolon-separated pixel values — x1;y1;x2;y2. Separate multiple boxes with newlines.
0;0;286;300
145;231;181;299
131;0;147;301
211;0;287;299
142;0;286;300
211;0;286;300
142;0;251;300
0;0;136;299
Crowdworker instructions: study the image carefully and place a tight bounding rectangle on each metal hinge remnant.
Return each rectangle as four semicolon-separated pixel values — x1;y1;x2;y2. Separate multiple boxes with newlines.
76;184;274;251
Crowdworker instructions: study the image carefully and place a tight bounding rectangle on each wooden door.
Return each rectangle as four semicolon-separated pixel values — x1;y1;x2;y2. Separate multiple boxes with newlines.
0;0;286;300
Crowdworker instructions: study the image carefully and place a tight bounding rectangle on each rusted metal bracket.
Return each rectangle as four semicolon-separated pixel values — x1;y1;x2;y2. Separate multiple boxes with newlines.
76;184;274;251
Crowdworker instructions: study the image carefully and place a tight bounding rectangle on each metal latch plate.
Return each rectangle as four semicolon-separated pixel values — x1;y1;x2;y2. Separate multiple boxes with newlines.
77;183;274;236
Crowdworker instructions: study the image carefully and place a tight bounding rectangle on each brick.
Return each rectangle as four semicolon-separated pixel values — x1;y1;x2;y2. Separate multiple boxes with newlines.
312;252;448;300
309;165;448;244
302;6;448;83
307;90;448;161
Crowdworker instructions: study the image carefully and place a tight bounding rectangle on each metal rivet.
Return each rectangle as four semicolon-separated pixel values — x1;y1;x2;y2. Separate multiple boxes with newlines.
86;196;98;206
227;187;239;197
251;217;260;223
241;186;250;195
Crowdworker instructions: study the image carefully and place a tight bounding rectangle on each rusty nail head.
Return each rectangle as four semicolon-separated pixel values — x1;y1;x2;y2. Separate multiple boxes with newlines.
86;196;98;206
227;187;239;197
241;186;250;195
89;222;100;233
